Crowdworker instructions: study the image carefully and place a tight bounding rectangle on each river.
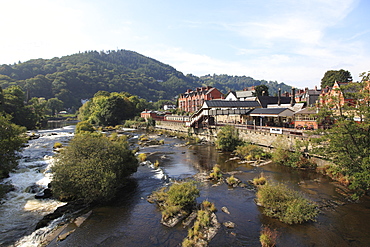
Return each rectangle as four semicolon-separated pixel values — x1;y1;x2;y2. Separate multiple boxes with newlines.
1;127;370;246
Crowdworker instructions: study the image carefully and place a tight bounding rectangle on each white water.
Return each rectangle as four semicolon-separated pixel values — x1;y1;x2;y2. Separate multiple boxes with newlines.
0;126;75;246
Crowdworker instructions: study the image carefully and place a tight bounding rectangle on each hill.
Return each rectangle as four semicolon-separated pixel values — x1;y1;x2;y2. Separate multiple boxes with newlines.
200;74;292;96
0;50;292;109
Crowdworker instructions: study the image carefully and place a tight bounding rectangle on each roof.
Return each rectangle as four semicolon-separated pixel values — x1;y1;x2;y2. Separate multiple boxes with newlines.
249;108;295;117
294;108;318;115
257;96;291;108
203;100;261;108
235;90;254;98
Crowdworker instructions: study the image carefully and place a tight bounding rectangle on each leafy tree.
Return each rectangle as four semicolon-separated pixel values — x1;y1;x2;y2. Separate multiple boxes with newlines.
28;97;48;127
0;114;27;178
3;86;37;129
313;74;370;199
254;84;269;96
321;69;352;88
215;125;243;151
46;98;64;116
51;133;138;203
79;91;147;126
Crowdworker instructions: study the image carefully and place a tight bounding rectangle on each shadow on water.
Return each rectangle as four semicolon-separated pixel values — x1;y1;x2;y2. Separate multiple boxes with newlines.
50;133;370;247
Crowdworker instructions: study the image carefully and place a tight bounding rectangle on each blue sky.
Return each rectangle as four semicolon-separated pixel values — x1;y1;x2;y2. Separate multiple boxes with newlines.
1;0;369;88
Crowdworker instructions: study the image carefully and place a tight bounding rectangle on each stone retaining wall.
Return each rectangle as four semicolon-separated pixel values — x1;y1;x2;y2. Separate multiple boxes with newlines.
156;121;333;168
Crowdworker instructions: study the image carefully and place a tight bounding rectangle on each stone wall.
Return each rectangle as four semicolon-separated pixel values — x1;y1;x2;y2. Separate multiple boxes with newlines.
156;121;308;148
155;121;332;168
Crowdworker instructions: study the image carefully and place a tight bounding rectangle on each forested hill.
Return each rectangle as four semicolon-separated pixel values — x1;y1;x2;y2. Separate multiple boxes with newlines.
0;50;291;108
200;74;292;96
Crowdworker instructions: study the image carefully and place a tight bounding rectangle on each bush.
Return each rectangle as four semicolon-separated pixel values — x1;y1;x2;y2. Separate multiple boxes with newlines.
253;174;267;186
235;144;268;160
137;153;147;162
216;125;243;152
51;134;138;203
209;165;222;180
53;142;63;149
256;183;318;224
260;226;278;247
75;121;95;134
151;182;200;220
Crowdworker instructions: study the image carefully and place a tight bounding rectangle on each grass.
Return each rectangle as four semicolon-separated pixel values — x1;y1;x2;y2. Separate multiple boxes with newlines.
182;200;217;247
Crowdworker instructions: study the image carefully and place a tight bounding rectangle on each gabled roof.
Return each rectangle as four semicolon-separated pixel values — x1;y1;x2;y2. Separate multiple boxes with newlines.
235;90;254;98
249;108;295;117
203;100;261;108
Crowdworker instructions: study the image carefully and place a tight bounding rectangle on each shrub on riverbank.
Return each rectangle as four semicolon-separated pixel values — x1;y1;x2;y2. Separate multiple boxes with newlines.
51;133;138;203
256;183;318;224
235;144;271;161
271;138;316;169
0;115;27;179
216;125;243;152
75;121;95;134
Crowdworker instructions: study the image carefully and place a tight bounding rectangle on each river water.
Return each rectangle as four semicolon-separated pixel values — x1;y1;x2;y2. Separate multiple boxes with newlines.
2;127;370;246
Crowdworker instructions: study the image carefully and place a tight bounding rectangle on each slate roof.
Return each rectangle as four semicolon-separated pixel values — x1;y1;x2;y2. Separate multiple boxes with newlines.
249;108;295;117
203;100;261;108
257;96;291;108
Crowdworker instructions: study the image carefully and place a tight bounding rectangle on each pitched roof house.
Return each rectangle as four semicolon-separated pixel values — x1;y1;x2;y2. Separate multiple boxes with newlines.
178;86;224;112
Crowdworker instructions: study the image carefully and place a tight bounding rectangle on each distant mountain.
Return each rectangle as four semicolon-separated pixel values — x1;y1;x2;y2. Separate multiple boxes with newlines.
199;74;292;96
0;50;292;108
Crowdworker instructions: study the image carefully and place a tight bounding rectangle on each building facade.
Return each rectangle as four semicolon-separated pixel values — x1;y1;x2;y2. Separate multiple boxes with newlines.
178;86;224;112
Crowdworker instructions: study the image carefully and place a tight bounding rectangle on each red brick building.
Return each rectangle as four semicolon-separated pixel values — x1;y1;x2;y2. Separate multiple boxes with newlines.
178;86;224;112
319;81;356;108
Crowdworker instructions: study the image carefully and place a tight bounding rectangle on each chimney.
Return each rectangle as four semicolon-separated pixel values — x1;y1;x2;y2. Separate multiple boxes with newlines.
278;88;281;106
315;85;317;91
290;87;296;106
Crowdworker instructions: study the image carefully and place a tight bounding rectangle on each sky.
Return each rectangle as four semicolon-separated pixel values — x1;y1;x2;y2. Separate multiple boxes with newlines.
1;0;370;89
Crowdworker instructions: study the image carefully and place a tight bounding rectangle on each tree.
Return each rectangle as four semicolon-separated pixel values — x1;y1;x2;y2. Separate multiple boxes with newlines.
51;133;138;203
3;86;37;129
313;73;370;199
46;98;64;116
321;69;352;89
215;125;243;151
254;84;269;96
0;114;27;178
78;91;147;126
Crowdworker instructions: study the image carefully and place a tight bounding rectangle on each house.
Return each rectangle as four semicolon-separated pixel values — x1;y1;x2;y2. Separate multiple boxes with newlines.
178;86;224;112
294;86;321;106
140;110;166;121
225;86;255;101
319;81;356;108
293;108;318;130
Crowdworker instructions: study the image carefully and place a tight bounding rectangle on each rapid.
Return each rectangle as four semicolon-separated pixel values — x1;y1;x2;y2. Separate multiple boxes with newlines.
1;127;370;246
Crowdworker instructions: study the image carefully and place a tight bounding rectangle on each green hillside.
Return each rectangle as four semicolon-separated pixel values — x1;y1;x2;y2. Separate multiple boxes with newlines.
200;74;292;96
0;50;292;109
